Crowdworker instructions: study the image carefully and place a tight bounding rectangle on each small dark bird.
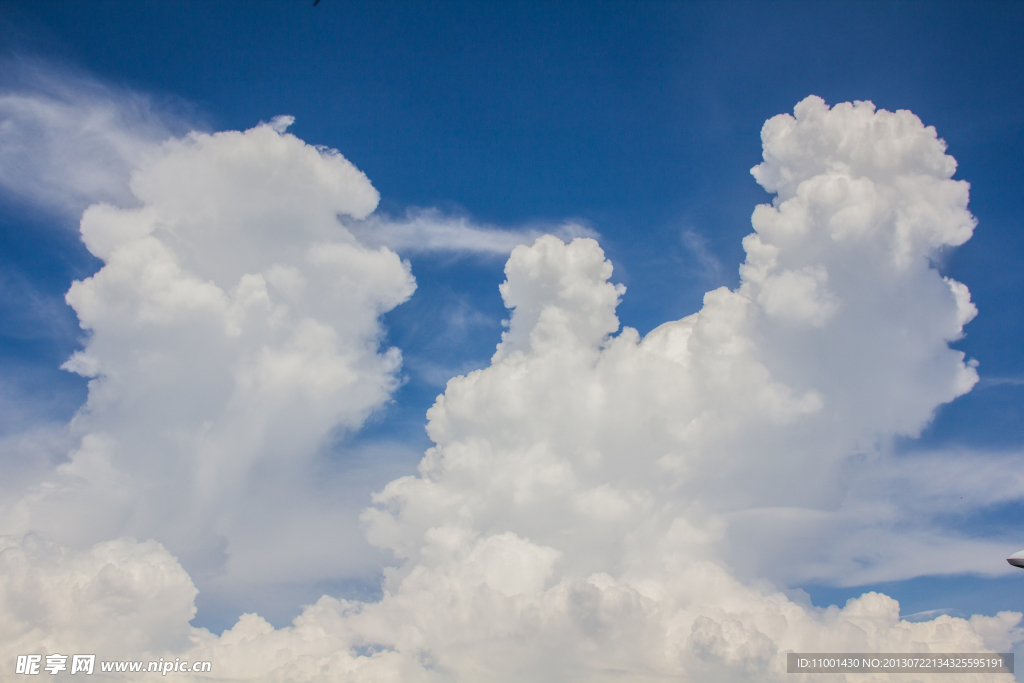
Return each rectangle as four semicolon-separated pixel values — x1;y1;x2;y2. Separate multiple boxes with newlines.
313;0;321;5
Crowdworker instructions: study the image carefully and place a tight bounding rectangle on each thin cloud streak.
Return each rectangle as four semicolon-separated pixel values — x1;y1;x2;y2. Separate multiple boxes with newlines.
349;208;600;256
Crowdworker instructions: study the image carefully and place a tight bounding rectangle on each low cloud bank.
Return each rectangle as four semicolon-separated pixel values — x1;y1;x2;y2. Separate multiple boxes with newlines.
2;92;1022;681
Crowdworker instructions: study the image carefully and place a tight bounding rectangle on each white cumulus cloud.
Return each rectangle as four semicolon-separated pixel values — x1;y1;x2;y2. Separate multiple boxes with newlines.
1;117;416;598
2;94;1021;682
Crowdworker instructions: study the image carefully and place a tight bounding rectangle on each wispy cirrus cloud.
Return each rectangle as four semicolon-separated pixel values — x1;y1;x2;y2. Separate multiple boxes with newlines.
348;207;599;256
0;59;189;220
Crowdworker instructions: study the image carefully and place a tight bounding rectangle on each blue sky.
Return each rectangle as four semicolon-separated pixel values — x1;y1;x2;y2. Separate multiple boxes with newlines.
2;1;1024;678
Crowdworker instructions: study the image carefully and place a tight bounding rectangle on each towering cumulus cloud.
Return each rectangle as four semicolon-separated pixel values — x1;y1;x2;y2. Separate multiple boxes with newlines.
0;117;415;611
2;97;1020;681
